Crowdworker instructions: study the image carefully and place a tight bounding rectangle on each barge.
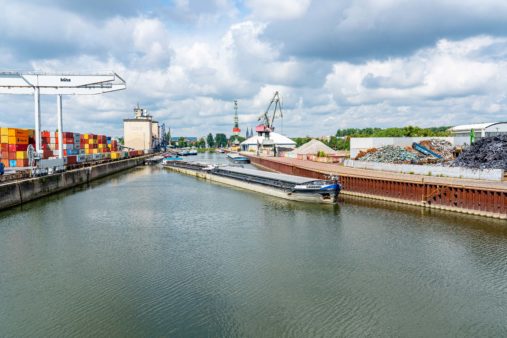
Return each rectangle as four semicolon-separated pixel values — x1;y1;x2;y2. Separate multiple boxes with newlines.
163;161;341;204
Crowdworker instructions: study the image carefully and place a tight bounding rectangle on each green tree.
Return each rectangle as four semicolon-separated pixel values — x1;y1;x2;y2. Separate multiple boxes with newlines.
335;126;451;138
229;135;245;144
196;137;206;148
178;137;187;148
215;133;228;148
206;133;215;147
293;137;312;147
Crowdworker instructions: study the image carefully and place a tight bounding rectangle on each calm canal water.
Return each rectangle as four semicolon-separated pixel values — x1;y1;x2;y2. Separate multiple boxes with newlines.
1;154;506;337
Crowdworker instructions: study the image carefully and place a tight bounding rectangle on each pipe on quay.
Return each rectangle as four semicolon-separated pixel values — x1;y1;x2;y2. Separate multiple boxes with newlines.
0;155;150;211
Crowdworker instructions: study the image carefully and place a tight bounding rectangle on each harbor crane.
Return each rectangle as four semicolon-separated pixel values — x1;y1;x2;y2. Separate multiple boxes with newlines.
0;72;126;161
257;91;283;137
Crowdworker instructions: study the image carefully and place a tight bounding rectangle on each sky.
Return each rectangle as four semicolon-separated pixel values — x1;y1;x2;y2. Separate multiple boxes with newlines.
0;0;506;138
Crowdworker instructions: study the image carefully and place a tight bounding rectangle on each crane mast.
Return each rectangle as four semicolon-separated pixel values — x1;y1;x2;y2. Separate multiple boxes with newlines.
258;91;283;133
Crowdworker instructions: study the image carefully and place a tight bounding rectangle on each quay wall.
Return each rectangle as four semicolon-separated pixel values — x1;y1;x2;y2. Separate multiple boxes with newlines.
0;156;147;211
247;155;507;220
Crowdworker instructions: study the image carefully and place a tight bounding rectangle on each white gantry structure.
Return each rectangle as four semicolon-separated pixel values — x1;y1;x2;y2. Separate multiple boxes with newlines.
0;72;126;157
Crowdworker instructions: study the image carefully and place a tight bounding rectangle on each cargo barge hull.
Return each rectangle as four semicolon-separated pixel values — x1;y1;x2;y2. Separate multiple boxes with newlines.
163;162;340;204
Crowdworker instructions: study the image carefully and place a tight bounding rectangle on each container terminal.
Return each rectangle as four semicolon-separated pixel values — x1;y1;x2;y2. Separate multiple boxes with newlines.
0;72;168;210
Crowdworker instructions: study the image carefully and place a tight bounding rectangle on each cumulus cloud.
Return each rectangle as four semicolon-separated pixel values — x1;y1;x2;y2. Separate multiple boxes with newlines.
264;0;507;61
325;36;507;105
0;0;507;138
245;0;312;20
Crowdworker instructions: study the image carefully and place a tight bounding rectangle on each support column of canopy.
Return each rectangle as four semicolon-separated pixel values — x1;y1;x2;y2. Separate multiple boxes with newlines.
34;87;41;154
57;94;63;159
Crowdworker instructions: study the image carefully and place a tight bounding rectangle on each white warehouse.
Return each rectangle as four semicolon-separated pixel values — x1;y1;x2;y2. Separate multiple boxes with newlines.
448;122;507;138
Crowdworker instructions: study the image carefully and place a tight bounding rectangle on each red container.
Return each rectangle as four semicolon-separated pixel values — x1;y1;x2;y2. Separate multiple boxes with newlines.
8;152;16;160
1;151;8;159
41;131;50;138
67;155;77;165
15;144;28;151
42;150;52;159
8;144;16;152
1;143;7;152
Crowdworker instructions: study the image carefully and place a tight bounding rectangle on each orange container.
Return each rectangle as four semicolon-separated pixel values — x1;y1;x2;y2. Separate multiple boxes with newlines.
16;136;29;144
16;159;28;167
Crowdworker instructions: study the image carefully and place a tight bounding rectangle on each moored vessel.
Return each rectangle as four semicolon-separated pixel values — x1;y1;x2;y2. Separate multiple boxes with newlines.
163;161;340;204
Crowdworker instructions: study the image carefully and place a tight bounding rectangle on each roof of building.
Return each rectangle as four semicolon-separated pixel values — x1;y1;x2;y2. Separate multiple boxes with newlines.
289;139;338;155
240;132;296;146
449;122;506;132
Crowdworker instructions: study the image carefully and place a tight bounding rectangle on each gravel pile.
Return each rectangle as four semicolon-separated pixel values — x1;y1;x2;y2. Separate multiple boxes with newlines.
452;135;507;169
358;145;419;163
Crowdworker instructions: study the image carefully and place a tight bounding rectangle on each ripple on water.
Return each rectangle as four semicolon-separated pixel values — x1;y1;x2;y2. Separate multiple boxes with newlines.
1;164;507;337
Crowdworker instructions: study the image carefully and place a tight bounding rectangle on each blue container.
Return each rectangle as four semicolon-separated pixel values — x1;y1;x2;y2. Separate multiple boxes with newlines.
9;160;17;167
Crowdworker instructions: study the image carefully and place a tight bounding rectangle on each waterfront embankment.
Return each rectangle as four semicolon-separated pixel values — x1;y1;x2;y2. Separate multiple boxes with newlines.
0;155;150;210
245;154;507;219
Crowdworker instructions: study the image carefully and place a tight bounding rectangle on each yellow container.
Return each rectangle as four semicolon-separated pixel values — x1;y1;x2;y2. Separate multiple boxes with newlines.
1;135;8;143
8;136;16;144
16;151;26;159
83;134;89;140
0;128;8;136
92;149;98;154
8;129;15;137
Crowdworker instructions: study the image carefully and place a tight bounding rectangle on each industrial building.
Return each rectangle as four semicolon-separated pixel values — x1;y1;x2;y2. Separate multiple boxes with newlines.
123;105;160;151
449;122;507;138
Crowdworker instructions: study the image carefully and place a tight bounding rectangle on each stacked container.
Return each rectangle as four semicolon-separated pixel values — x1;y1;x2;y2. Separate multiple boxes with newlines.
1;126;142;169
0;128;35;167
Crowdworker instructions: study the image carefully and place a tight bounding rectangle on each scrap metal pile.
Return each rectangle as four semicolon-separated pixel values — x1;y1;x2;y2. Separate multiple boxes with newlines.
419;139;455;161
356;139;456;164
451;135;507;169
357;145;420;163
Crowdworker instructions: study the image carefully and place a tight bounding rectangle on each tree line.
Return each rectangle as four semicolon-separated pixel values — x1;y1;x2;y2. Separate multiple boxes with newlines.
166;132;246;148
295;125;452;150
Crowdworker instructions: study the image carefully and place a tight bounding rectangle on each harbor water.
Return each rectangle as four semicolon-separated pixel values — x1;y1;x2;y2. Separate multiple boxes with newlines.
1;154;506;337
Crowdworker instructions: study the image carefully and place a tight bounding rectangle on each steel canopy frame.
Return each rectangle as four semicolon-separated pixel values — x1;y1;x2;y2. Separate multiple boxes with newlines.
0;72;126;157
